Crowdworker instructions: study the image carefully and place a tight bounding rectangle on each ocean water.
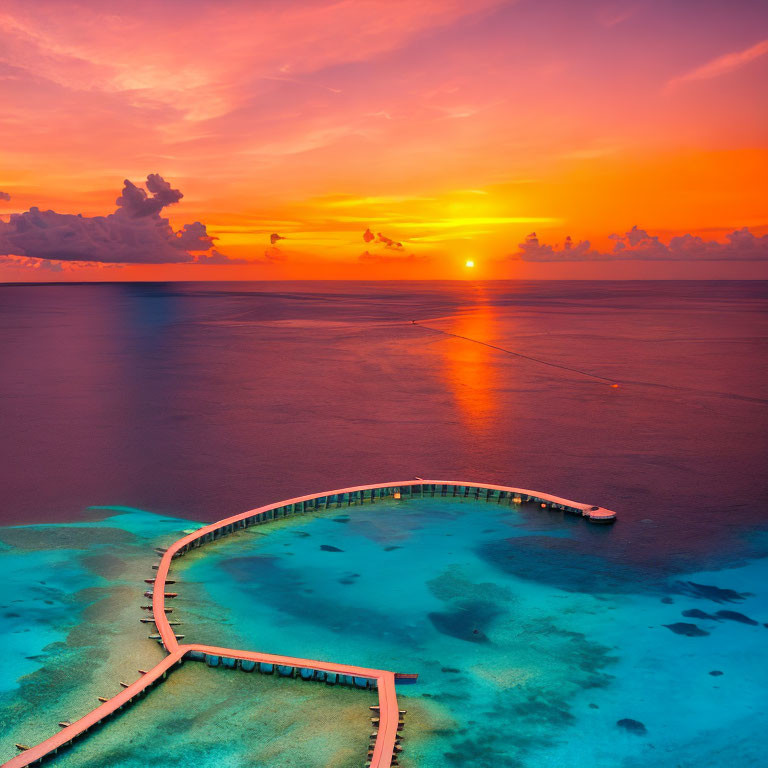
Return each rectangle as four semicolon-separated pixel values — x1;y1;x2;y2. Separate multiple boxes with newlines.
171;497;768;768
1;280;767;766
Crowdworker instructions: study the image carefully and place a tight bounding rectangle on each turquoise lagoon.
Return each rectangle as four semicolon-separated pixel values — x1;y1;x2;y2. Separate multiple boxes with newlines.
2;500;767;767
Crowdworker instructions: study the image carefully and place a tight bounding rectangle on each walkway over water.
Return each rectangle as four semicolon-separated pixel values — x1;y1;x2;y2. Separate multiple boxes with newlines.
4;480;615;768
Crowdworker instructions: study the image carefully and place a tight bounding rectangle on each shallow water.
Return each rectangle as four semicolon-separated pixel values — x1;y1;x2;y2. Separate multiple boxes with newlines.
0;511;198;762
47;662;375;768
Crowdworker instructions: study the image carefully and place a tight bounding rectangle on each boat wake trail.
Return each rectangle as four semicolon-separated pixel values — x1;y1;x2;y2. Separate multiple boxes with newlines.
412;322;619;386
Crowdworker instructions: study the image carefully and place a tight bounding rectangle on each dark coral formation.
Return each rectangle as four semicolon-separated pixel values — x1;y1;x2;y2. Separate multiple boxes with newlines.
663;622;709;637
675;581;749;604
617;718;647;735
715;610;758;625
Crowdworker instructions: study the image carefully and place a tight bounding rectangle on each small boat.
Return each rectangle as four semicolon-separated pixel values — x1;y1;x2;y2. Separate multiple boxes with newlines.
164;592;178;598
119;682;130;688
97;697;108;703
15;744;30;751
139;618;154;623
138;669;148;675
58;721;71;728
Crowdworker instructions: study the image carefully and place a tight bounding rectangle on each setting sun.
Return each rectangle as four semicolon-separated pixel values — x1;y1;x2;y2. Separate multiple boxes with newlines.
465;260;475;268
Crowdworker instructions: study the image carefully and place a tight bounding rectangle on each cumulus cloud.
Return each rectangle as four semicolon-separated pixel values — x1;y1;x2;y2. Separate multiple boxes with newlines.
270;232;285;245
0;175;241;264
359;250;428;264
116;174;184;218
363;227;375;243
512;227;768;262
0;191;10;201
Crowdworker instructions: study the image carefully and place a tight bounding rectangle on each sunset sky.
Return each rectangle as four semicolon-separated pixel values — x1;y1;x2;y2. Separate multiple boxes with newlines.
1;0;767;280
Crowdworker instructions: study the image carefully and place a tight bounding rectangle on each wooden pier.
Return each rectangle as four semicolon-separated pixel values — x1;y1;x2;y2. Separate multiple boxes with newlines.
4;479;615;768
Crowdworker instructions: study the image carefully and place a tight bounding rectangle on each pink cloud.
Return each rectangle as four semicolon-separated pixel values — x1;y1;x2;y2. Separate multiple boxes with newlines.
669;38;768;87
0;1;506;122
512;227;768;261
0;191;10;201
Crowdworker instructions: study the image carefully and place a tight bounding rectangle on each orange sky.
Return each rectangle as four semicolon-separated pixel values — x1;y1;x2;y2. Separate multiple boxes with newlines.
1;0;767;280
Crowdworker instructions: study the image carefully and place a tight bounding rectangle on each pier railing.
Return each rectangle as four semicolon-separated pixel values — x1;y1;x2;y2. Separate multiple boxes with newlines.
154;479;614;651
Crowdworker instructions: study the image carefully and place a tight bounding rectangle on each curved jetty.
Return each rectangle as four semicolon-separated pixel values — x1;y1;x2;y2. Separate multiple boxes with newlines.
4;480;614;768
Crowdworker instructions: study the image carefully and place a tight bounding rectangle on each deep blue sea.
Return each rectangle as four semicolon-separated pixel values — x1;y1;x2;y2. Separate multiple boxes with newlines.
1;281;767;766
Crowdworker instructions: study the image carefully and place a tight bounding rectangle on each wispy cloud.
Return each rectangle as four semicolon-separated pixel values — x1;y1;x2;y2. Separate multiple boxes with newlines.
397;217;559;229
668;38;768;88
324;195;435;208
359;250;428;265
596;5;638;28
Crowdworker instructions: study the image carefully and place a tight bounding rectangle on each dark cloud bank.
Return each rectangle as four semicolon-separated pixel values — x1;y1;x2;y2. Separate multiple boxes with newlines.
514;226;768;261
0;175;244;265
